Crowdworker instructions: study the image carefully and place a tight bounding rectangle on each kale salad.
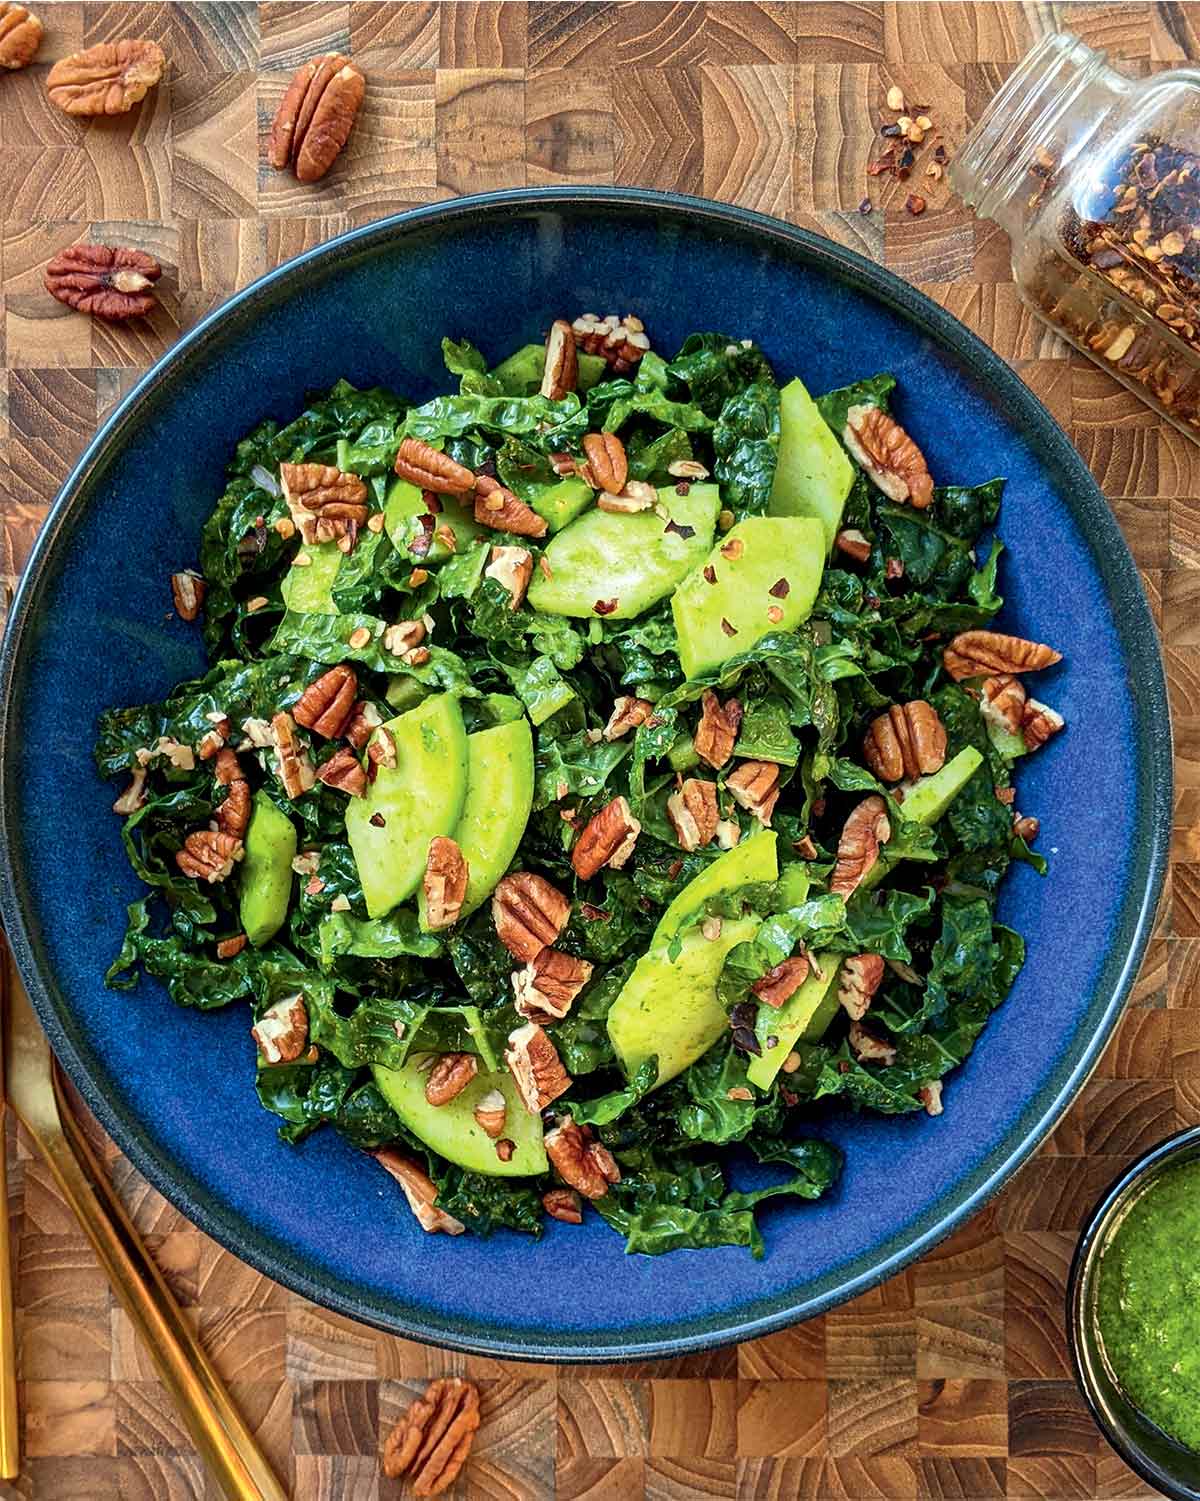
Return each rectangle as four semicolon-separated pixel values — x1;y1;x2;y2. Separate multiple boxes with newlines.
97;314;1066;1258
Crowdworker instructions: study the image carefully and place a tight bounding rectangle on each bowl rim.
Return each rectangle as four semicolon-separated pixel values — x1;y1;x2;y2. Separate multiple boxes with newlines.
1068;1126;1200;1501
0;186;1171;1361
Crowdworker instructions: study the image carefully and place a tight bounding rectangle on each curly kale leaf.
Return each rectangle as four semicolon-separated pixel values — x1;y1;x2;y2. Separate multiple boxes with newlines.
712;380;780;517
666;333;776;417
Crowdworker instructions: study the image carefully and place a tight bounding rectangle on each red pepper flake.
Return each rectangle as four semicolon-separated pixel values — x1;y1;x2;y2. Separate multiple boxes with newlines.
720;617;737;637
703;564;717;585
422;490;442;515
905;193;926;216
859;197;872;215
667;859;683;880
305;876;324;896
664;519;696;539
885;557;905;579
867;156;893;177
768;577;790;598
780;1087;798;1107
880;123;901;139
369;812;386;828
580;902;610;922
934;143;949;165
593;599;618;615
674;481;691;495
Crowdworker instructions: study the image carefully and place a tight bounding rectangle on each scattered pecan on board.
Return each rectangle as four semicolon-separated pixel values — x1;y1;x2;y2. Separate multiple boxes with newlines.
45;244;162;320
46;39;164;115
0;4;42;69
381;1378;480;1496
268;53;366;182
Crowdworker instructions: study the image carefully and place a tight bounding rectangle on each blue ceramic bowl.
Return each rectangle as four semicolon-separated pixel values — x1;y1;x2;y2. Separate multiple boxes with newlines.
0;189;1170;1361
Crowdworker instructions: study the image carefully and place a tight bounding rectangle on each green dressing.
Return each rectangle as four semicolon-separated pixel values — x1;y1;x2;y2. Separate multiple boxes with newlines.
1096;1158;1200;1452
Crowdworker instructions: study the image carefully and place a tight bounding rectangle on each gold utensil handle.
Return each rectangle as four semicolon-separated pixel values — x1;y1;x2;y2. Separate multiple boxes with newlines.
0;1102;18;1480
48;1068;288;1501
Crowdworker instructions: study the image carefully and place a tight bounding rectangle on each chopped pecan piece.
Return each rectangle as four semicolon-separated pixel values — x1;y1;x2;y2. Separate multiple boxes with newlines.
112;769;147;816
176;830;243;883
424;1052;478;1107
294;663;358;738
0;4;41;68
838;953;885;1021
1022;698;1064;751
251;994;308;1064
597;479;656;514
544;1116;620;1200
268;53;365;182
473;475;548;538
280;463;369;545
505;1023;572;1113
751;955;810;1008
666;778;720;852
835;527;873;563
316;745;367;797
862;700;947;782
423;836;468;931
843;403;933;508
693;691;743;769
543;1187;583;1224
582;431;628;495
46;39;164;115
343;699;383;750
492;872;572;962
727;760;781;826
216;934;247;960
919;1080;944;1116
943;630;1062;681
571;795;641;880
571;313;651;374
604;696;653;741
170;571;205;621
381;1376;480;1493
367;727;397;779
213;748;244;786
473;1089;507;1139
715;818;741;849
484;545;533;609
848;1019;897;1066
44;244;161;320
512;948;594;1023
271;712;315;799
394;438;475;494
830;795;891;899
979;674;1027;736
541;319;578;401
371;1151;466;1238
1013;812;1040;842
215;778;251;840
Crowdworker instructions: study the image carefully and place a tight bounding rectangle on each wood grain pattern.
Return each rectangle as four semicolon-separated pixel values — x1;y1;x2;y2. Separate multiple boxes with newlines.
0;5;1187;1498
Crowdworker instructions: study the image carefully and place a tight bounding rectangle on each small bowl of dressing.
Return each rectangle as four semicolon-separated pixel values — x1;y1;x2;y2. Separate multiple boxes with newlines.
1069;1125;1200;1500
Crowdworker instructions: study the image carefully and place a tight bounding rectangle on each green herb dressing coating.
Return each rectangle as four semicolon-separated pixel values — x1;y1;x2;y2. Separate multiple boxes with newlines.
1096;1158;1200;1452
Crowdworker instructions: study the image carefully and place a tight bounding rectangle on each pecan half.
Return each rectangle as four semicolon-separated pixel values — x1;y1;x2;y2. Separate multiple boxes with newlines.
830;795;891;899
44;244;161;320
541;319;578;401
272;711;315;799
280;463;369;545
343;699;383;750
294;663;358;738
571;795;641;880
505;1023;572;1114
46;39;164;115
473;475;548;538
848;1019;897;1066
843;403;933;508
394;438;475;495
214;748;244;786
268;53;366;182
170;571;205;621
543;1187;583;1224
862;701;947;783
423;836;468;931
371;1150;466;1237
251;994;308;1065
727;760;781;826
979;674;1027;736
176;830;243;883
544;1116;621;1200
919;1080;944;1116
424;1052;478;1107
484;545;533;609
582;431;628;495
473;1089;506;1139
316;745;367;797
0;4;41;68
666;778;720;852
943;630;1062;681
838;953;885;1021
492;872;572;962
381;1377;480;1494
751;955;810;1008
1022;697;1065;751
512;948;594;1024
571;313;651;375
835;527;872;563
603;696;653;742
693;691;743;769
215;778;251;840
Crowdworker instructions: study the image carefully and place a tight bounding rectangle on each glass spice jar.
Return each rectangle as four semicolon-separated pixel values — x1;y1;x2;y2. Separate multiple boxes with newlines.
953;31;1200;442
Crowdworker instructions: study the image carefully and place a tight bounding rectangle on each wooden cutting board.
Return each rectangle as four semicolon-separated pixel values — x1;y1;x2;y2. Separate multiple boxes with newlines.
0;4;1191;1497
